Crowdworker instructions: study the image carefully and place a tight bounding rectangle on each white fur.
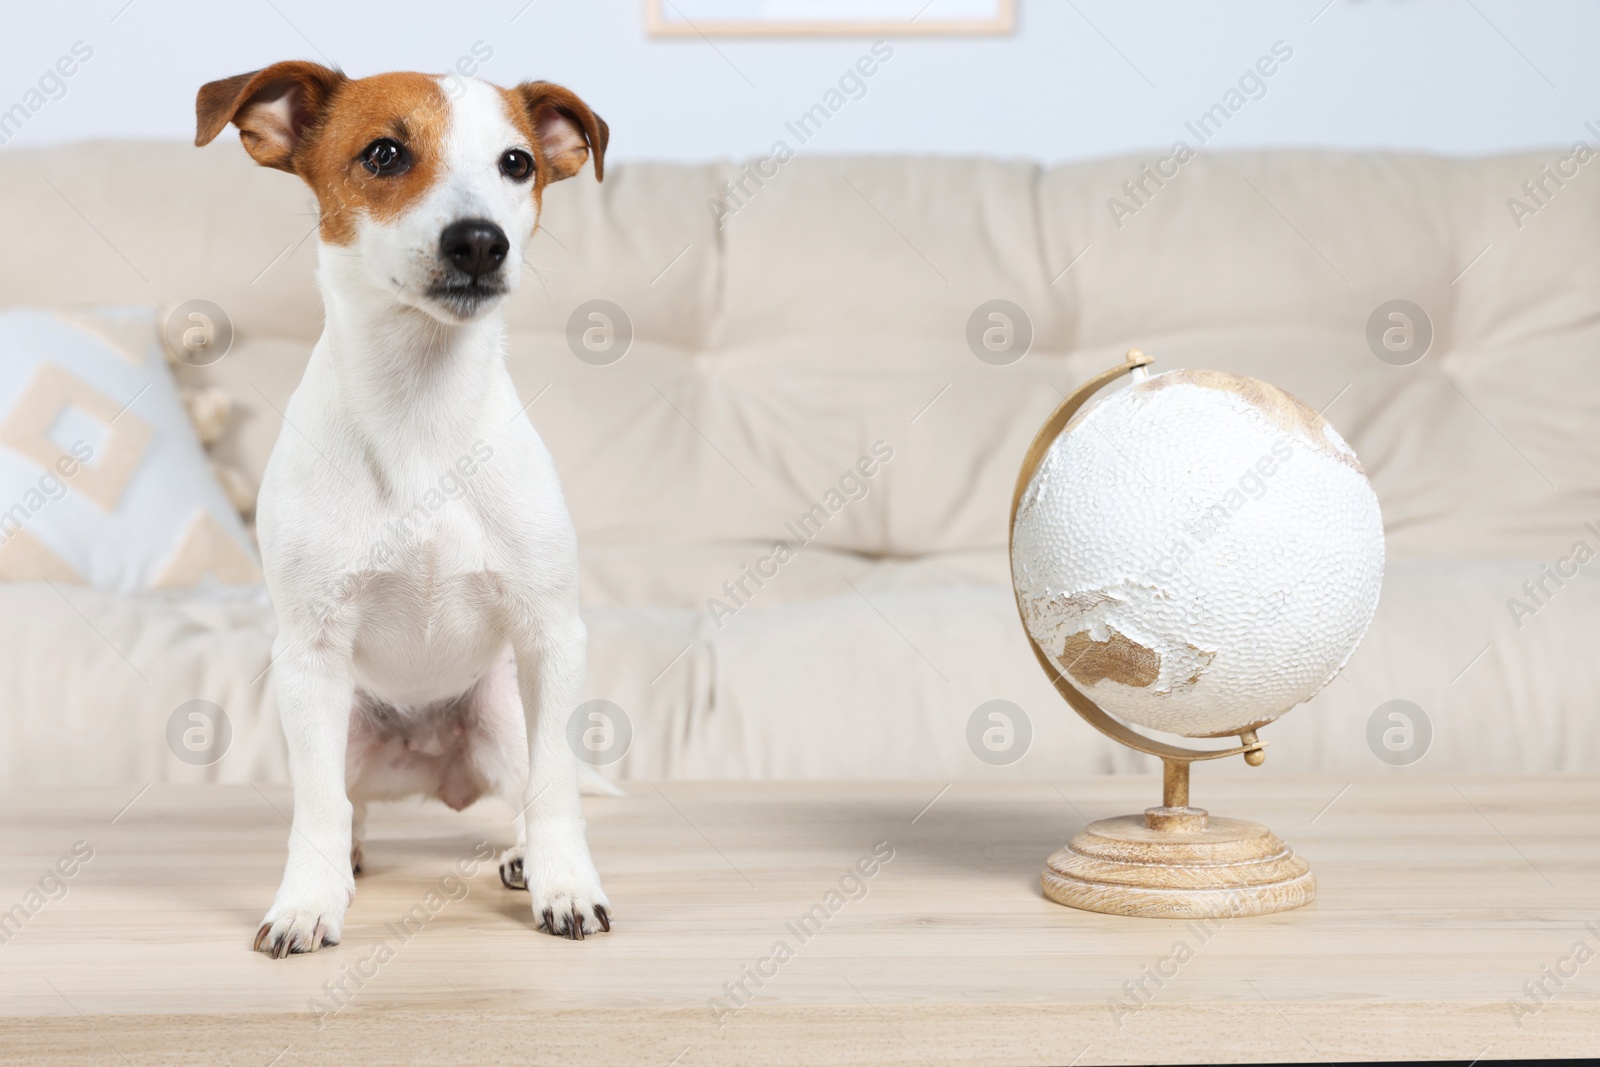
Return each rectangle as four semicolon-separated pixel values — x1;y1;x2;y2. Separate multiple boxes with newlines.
253;78;608;955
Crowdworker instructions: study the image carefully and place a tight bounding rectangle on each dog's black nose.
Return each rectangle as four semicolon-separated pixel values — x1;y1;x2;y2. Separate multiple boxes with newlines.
439;219;509;278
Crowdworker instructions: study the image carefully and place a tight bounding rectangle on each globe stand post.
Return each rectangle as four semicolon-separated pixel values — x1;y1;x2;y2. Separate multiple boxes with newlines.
1161;756;1188;809
1013;350;1316;919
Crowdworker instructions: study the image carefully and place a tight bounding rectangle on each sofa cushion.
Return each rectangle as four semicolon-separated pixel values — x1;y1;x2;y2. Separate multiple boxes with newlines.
0;142;326;345
2;558;1594;788
711;156;1072;349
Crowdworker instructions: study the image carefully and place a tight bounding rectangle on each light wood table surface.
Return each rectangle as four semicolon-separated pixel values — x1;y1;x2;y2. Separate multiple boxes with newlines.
0;777;1595;1065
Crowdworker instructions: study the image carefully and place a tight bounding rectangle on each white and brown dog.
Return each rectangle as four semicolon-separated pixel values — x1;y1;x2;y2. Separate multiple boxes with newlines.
194;63;611;953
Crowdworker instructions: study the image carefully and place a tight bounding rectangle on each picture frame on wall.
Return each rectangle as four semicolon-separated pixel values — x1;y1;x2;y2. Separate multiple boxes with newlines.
645;0;1014;38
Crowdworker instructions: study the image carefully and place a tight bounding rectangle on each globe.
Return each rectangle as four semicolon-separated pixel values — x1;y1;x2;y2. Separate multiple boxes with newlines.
1011;366;1384;739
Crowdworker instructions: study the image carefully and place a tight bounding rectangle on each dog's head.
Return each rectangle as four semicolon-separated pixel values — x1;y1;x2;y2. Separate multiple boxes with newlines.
195;63;606;324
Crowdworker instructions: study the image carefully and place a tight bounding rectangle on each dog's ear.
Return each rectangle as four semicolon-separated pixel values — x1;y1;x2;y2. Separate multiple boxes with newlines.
195;62;346;172
510;82;608;183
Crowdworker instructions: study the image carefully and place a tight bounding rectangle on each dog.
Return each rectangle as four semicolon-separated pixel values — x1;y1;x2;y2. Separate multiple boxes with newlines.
194;62;612;954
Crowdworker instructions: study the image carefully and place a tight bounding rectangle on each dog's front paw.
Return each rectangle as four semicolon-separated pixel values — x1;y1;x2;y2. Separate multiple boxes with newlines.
253;875;354;959
527;846;610;940
498;847;526;891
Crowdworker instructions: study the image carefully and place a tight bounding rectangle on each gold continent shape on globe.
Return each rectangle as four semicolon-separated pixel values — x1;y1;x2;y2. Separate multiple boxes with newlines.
1011;369;1385;738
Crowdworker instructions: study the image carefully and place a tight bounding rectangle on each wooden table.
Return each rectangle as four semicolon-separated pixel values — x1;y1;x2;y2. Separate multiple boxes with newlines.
1;777;1595;1065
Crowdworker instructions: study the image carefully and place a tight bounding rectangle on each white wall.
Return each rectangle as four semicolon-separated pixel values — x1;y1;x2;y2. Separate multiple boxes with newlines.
2;0;1596;162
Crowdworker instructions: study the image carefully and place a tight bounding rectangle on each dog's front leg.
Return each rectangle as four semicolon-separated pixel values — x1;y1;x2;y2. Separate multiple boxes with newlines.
255;638;357;957
513;613;610;938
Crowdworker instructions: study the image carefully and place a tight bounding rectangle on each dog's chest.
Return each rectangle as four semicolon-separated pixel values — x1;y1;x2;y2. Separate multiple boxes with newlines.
339;498;512;691
359;495;496;603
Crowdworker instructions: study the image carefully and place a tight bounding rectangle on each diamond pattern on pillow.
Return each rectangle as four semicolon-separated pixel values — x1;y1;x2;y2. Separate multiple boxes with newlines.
0;308;260;592
0;362;151;512
153;509;261;588
0;528;82;583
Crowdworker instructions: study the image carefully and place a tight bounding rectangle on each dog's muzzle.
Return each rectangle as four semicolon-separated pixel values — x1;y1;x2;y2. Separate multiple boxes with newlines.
428;218;511;316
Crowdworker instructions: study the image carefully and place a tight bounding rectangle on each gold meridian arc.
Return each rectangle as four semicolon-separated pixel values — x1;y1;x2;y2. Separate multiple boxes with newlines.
1007;348;1266;767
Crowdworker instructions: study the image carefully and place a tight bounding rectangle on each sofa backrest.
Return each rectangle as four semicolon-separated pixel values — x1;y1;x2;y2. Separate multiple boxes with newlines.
2;141;1595;562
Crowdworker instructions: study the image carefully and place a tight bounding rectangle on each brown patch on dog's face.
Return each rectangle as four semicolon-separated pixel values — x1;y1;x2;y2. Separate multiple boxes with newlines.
294;73;450;246
494;87;548;224
498;81;609;189
196;65;450;246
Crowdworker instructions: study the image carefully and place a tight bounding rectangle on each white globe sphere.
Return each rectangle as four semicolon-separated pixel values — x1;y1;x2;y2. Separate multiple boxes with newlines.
1011;368;1384;738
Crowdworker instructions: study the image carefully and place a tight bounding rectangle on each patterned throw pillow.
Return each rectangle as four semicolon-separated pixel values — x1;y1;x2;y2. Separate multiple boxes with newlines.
0;307;261;591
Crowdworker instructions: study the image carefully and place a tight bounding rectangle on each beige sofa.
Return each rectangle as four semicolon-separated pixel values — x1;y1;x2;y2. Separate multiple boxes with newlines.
2;141;1597;790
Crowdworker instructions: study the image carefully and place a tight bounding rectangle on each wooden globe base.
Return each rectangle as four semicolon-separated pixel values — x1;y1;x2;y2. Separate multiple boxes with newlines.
1042;805;1315;919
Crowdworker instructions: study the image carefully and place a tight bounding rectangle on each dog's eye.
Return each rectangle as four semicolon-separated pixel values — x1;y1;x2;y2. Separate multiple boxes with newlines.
360;138;409;177
500;149;535;182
